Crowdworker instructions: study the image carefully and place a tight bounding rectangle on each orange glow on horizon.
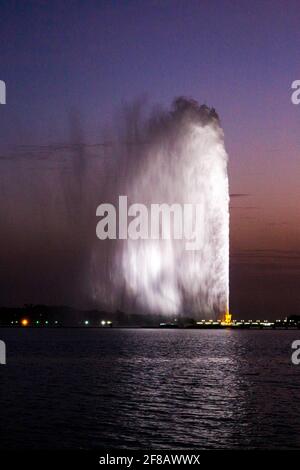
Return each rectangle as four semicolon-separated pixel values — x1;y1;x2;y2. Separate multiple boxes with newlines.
21;318;29;327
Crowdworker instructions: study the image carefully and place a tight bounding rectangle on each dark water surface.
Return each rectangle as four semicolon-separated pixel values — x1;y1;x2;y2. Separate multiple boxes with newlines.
1;328;300;449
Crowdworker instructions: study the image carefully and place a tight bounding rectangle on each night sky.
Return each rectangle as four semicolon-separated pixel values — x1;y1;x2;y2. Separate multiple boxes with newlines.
0;0;300;319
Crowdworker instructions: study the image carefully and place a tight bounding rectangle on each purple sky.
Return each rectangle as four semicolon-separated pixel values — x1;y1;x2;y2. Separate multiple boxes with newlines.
0;0;300;318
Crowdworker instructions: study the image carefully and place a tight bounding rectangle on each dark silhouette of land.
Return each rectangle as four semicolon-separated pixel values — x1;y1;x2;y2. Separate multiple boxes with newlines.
0;304;173;328
0;305;300;329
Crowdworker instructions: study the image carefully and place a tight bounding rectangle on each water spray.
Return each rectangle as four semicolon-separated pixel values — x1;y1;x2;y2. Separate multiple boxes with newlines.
93;98;230;320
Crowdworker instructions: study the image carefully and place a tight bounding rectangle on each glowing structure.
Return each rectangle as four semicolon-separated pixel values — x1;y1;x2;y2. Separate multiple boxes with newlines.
222;308;232;325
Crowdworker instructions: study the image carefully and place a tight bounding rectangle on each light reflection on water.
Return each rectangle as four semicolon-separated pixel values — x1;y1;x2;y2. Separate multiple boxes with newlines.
1;328;300;449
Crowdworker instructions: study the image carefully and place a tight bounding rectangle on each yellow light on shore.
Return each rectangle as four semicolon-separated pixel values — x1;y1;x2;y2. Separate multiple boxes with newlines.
21;318;29;327
225;310;232;324
221;308;232;325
